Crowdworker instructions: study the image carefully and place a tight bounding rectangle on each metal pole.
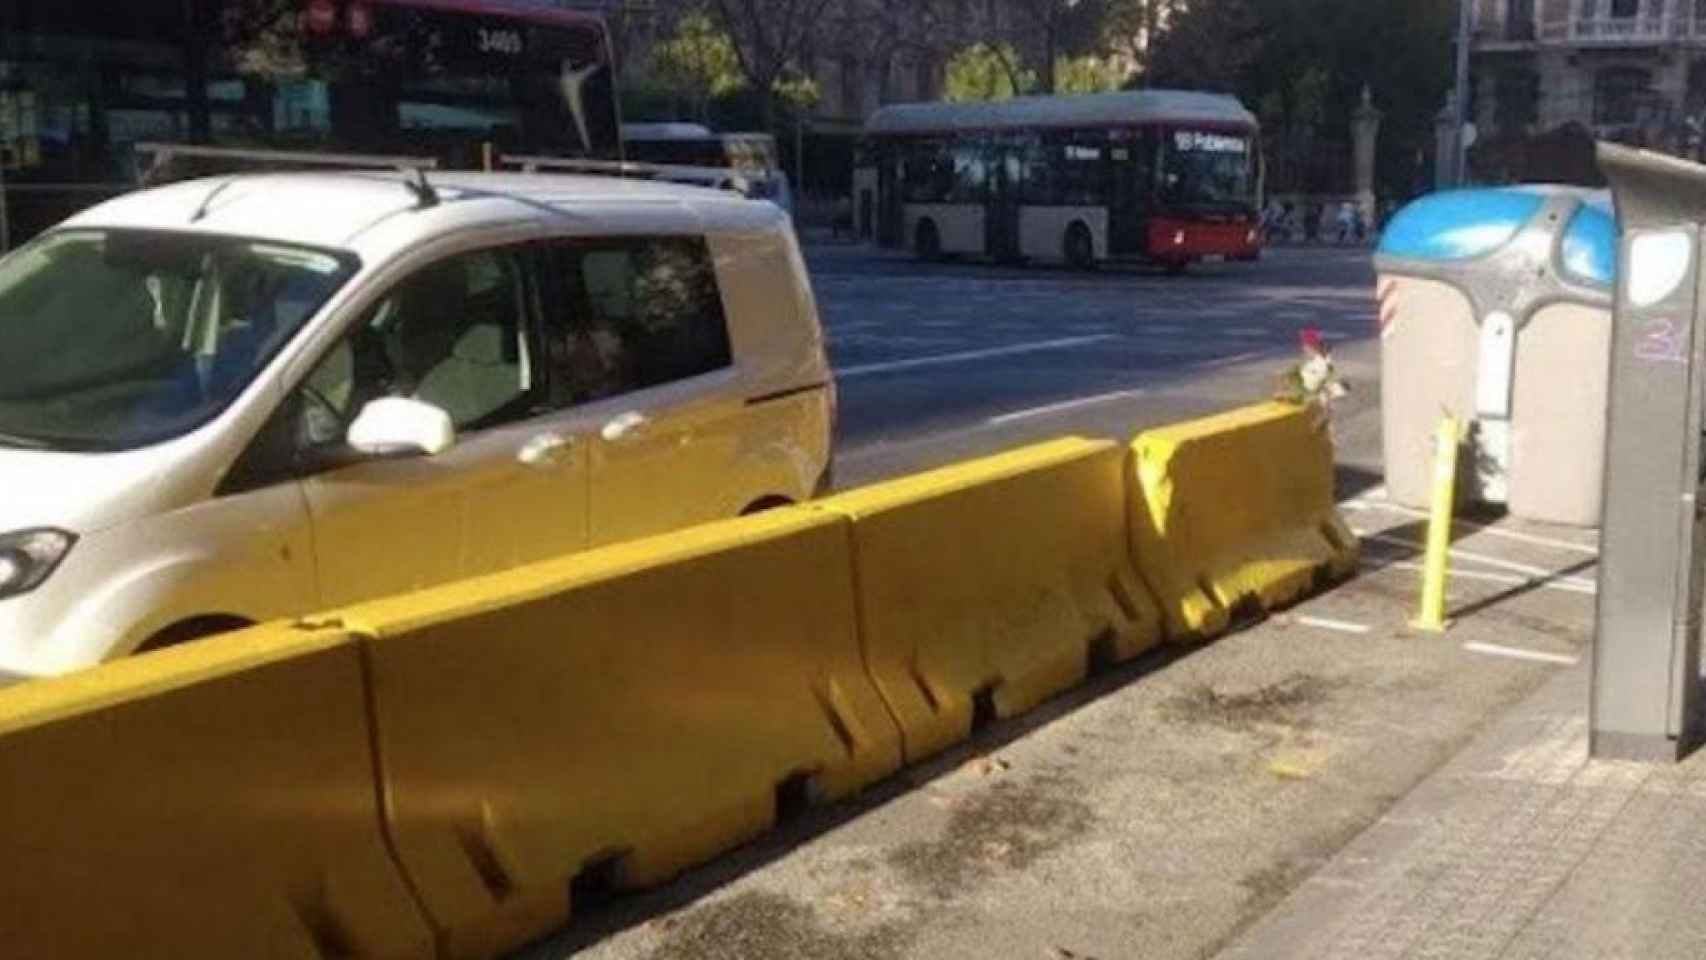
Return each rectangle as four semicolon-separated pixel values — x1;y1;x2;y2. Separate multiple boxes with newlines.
1412;415;1463;633
0;159;9;254
1454;0;1473;186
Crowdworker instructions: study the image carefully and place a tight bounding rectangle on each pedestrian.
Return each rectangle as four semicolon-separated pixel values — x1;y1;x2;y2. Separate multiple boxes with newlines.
1262;199;1284;243
1336;200;1357;245
1303;203;1322;244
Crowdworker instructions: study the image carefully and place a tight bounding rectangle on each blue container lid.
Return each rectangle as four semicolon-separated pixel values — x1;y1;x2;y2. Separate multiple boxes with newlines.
1379;186;1615;289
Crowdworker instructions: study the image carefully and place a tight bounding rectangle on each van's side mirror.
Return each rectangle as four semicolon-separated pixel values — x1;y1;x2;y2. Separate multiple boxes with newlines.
347;397;455;458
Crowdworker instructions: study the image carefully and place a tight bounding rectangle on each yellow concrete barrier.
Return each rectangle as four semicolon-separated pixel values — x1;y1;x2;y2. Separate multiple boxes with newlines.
0;624;433;959
1130;402;1358;640
340;508;902;959
812;437;1163;764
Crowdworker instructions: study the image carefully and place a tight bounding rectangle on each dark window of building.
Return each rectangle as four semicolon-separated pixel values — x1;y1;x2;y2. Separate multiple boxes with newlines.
1495;68;1541;134
1596;66;1652;125
1506;0;1535;40
1609;0;1640;18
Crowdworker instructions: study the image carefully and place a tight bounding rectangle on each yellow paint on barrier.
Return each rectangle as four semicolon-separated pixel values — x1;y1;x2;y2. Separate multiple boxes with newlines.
812;437;1164;763
338;508;903;960
1130;402;1358;640
0;624;434;959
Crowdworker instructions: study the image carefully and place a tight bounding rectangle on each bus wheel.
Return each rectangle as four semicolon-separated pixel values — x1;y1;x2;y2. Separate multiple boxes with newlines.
915;220;943;260
1064;223;1096;270
1163;259;1191;276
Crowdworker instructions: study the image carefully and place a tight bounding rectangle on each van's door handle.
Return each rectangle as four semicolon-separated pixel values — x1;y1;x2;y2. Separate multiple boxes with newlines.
601;411;651;444
518;432;575;467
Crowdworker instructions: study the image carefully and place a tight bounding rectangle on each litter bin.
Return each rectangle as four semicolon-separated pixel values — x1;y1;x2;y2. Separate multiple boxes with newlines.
1374;186;1615;526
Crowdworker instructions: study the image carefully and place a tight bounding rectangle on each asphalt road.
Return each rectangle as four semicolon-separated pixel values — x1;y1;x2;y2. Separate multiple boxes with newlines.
813;242;1382;487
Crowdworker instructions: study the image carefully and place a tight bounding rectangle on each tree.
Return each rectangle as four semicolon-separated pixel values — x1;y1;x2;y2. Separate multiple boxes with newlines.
1144;0;1259;92
945;43;1036;101
1104;0;1178;80
1055;55;1122;94
1005;0;1111;94
820;0;990;113
652;10;746;121
1234;0;1455;197
708;0;836;126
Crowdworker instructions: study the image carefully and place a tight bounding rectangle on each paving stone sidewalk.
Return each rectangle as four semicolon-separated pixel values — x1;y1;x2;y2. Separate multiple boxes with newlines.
1221;659;1706;960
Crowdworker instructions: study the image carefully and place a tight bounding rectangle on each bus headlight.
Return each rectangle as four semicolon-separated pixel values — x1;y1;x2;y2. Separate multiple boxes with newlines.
1173;230;1187;246
0;529;76;601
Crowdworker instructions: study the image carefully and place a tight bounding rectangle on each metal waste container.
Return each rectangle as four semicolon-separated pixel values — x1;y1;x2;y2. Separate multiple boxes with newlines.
1374;186;1615;526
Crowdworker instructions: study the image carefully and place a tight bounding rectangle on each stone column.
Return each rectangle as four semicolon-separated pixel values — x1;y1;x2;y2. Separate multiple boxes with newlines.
1353;85;1384;220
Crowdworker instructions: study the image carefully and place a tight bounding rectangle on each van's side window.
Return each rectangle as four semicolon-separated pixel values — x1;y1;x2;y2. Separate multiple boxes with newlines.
290;246;538;454
542;236;732;407
222;246;540;492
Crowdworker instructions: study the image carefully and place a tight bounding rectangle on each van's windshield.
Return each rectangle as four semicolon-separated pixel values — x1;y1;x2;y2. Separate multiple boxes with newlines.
0;230;357;451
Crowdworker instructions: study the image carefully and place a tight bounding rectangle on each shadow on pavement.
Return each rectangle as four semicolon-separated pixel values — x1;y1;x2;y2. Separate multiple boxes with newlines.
515;638;1209;958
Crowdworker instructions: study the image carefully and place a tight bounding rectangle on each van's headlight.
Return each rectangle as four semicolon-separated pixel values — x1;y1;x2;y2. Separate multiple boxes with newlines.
0;529;76;600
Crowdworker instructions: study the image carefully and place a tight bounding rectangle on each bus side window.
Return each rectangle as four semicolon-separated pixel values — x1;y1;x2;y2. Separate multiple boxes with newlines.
1024;140;1058;206
950;143;988;204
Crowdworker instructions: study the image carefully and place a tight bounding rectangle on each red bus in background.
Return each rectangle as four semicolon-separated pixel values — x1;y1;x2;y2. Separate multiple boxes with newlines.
0;0;620;249
853;90;1263;273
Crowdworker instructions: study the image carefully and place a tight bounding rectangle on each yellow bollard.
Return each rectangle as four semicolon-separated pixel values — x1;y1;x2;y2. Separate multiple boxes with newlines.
1411;415;1463;633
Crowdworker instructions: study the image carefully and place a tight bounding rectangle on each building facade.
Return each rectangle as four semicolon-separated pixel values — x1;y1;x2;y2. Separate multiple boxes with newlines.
1471;0;1706;157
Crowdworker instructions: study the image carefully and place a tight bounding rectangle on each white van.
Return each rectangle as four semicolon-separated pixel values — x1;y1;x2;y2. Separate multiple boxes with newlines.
0;171;834;681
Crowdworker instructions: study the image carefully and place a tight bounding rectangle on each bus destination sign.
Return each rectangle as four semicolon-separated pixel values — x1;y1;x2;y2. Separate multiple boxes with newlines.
1173;131;1247;154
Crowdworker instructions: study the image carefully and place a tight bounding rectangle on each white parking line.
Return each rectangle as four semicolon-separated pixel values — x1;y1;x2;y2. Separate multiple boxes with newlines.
836;334;1120;379
1365;560;1597;596
986;389;1149;426
1463;642;1579;666
1342;499;1599;556
1362;534;1598;591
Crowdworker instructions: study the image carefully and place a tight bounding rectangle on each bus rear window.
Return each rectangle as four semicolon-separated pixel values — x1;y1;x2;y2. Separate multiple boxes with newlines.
0;0;620;183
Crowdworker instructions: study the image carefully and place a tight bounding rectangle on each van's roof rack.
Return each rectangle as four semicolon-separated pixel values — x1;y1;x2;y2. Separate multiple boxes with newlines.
135;142;439;183
500;154;753;194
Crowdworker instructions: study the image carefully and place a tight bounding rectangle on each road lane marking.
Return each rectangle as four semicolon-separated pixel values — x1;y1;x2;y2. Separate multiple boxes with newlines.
1294;615;1372;635
986;389;1149;426
1193;350;1267;370
1342;499;1599;556
835;334;1120;379
1463;642;1579;666
1225;327;1270;337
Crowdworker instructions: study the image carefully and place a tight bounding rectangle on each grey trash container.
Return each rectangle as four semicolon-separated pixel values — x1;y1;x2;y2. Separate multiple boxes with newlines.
1374;186;1616;526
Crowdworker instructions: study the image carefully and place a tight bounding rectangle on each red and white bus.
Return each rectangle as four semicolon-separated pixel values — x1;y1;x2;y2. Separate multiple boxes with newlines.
853;90;1263;271
0;0;620;249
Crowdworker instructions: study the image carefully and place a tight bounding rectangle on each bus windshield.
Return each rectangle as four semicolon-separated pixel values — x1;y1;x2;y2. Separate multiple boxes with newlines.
1160;129;1256;213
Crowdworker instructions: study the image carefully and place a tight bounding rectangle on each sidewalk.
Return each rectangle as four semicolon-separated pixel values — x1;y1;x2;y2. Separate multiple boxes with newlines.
1221;641;1706;960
